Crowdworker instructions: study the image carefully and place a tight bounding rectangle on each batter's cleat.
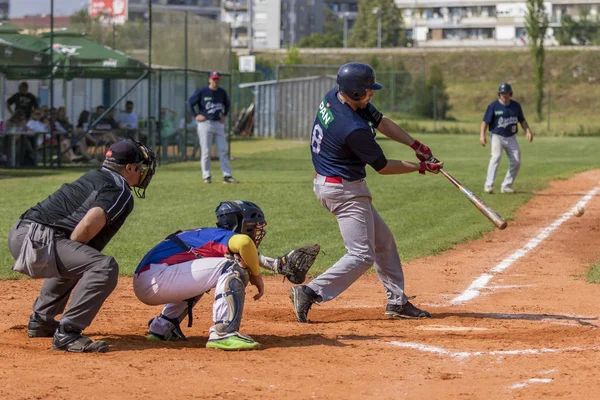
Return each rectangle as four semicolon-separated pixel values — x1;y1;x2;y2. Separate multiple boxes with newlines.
501;186;515;194
27;314;58;338
52;324;109;353
484;185;494;194
222;176;239;184
203;176;212;184
290;285;315;323
206;334;260;351
385;302;432;319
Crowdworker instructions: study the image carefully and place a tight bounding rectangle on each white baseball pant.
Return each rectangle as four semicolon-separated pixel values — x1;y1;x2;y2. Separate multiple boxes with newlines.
485;134;521;190
133;258;245;340
196;120;231;180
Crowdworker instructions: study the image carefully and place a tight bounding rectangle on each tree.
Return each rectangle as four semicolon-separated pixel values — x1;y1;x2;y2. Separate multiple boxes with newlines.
555;9;600;46
525;0;549;121
412;65;451;119
348;0;404;48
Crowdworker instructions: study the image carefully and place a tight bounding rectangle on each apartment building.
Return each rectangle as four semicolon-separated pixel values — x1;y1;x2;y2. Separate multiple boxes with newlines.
0;0;9;22
394;0;600;46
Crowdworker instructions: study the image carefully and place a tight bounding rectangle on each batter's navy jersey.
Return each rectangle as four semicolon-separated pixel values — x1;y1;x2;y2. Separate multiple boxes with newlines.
187;87;230;121
311;88;384;181
135;228;235;274
483;100;525;137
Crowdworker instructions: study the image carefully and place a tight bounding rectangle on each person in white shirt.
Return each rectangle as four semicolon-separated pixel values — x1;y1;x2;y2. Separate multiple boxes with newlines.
119;101;138;130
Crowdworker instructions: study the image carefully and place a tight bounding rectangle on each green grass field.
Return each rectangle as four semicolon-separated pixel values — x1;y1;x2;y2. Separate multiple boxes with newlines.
588;260;600;284
1;135;598;280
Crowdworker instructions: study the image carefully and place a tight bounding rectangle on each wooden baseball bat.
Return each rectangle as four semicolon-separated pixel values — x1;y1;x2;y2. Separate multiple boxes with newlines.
439;169;508;230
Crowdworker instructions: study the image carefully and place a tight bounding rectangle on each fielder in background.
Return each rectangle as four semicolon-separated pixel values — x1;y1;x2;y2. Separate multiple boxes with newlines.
8;140;156;353
290;62;443;323
187;71;238;184
133;200;320;351
480;83;534;194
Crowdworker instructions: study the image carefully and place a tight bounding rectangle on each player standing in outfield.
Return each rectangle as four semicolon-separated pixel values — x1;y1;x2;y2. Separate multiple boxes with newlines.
480;83;533;194
187;71;238;184
8;140;156;353
289;62;443;323
134;200;319;350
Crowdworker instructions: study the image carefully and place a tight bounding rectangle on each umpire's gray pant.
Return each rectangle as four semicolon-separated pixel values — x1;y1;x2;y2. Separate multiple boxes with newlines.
197;120;232;180
8;219;119;330
307;175;408;306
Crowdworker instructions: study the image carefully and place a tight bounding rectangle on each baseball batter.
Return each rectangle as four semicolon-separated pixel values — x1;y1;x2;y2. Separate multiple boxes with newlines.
134;200;319;350
480;83;533;194
290;62;443;323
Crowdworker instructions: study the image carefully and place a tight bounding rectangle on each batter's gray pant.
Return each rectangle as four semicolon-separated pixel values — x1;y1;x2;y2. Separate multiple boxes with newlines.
8;219;119;330
485;134;521;190
197;120;232;180
308;175;408;306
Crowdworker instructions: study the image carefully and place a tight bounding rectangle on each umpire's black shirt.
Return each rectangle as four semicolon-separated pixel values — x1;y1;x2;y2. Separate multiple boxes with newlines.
24;167;134;251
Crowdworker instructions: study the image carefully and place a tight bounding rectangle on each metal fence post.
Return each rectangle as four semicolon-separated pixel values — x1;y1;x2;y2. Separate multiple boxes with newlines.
433;84;437;131
547;89;551;131
183;11;188;162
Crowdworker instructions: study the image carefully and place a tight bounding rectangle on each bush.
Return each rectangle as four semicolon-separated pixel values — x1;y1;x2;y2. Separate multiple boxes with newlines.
412;65;451;119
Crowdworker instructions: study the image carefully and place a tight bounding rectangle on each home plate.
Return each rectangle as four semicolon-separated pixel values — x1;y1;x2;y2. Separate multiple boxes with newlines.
416;325;489;332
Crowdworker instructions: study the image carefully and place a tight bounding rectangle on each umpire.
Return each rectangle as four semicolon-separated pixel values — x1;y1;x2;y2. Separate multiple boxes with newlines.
8;140;156;353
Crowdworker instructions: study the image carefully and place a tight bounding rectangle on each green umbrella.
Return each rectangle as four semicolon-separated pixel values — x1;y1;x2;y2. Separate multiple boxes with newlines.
0;23;62;79
40;29;147;80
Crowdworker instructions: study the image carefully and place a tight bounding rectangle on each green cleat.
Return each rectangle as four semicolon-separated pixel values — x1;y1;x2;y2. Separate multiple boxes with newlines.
206;334;261;351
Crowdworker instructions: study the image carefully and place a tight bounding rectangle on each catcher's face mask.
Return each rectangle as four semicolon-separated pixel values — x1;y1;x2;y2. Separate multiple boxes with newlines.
133;143;156;199
244;220;267;248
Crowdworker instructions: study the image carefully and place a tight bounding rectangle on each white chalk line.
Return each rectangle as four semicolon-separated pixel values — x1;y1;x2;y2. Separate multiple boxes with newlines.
385;341;600;360
510;378;553;389
451;186;600;304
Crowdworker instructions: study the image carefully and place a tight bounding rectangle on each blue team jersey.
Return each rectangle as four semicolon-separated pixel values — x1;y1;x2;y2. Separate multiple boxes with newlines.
310;88;384;181
483;100;525;137
135;227;235;274
187;87;230;121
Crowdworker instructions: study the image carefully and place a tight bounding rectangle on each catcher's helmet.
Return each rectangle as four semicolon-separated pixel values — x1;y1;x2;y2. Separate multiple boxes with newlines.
337;62;383;101
498;82;513;95
215;200;267;247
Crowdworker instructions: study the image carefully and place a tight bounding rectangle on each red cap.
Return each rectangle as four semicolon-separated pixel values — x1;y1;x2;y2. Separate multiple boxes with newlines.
210;71;221;79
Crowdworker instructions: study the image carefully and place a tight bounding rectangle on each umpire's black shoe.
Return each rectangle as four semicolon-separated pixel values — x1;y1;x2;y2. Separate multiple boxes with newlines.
385;302;432;319
27;314;59;338
290;285;317;323
52;324;109;353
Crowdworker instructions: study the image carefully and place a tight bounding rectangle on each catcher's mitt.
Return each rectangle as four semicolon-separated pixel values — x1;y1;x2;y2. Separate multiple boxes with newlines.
277;244;320;284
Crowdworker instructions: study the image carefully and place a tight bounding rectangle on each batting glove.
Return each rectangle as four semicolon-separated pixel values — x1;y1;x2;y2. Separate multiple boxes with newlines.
411;140;434;162
419;160;443;175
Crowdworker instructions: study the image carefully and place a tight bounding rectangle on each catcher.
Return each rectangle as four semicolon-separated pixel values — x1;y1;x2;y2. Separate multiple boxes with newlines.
133;200;320;351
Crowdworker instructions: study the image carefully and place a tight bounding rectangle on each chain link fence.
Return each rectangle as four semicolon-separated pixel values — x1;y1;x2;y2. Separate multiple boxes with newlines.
1;7;232;168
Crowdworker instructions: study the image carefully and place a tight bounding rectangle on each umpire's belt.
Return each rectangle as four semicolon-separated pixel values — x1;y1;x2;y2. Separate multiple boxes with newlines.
314;173;343;184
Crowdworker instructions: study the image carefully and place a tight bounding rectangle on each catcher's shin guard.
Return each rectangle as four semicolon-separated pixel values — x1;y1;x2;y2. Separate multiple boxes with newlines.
213;262;249;336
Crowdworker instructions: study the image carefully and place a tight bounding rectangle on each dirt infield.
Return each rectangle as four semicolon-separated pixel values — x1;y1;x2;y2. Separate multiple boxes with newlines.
1;170;599;400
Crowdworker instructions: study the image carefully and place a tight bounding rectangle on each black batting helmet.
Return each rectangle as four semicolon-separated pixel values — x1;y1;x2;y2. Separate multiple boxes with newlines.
498;83;513;95
215;200;267;247
337;62;383;101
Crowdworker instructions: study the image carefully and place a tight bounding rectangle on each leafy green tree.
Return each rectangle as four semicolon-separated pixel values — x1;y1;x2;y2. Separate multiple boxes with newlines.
525;0;549;121
412;65;450;119
283;47;303;65
555;8;600;45
348;0;404;48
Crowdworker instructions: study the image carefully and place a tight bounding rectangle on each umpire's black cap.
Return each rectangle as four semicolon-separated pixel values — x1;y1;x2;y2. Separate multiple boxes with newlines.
105;140;146;165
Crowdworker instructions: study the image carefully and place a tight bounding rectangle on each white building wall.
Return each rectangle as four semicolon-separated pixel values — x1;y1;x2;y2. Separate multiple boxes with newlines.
253;0;281;49
496;25;515;39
